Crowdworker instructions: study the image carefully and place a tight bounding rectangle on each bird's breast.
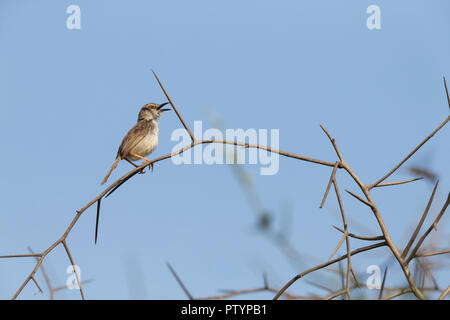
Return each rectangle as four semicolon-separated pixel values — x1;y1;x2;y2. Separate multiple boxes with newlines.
129;131;159;160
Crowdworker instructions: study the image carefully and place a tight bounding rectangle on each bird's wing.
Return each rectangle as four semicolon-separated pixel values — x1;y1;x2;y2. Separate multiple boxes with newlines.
117;120;152;158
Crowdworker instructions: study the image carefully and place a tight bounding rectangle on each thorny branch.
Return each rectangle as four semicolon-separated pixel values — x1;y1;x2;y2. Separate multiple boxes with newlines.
1;73;449;300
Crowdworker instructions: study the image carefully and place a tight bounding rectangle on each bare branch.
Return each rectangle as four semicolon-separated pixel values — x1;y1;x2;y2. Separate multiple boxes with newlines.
438;286;450;300
0;253;42;259
370;177;423;189
371;116;450;188
320;161;339;208
317;123;426;299
444;76;450;110
262;272;269;289
62;240;84;300
407;193;450;263
332;179;352;299
3;74;447;301
402;181;439;258
272;242;387;300
28;248;51;289
167;262;194;300
152;70;196;142
350;268;360;288
328;234;346;260
414;249;450;258
31;276;43;294
105;139;336;198
95;198;102;244
383;288;412;300
325;289;347;300
345;189;374;208
333;226;384;241
378;267;388;299
320;125;344;161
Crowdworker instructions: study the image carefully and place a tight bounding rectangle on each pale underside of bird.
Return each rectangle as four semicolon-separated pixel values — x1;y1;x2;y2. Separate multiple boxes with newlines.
126;126;159;161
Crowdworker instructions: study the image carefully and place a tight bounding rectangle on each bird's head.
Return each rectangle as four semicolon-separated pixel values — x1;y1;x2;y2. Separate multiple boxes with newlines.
138;102;170;121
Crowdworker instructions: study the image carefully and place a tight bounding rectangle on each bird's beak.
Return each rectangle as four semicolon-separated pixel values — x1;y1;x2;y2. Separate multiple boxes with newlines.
157;102;170;112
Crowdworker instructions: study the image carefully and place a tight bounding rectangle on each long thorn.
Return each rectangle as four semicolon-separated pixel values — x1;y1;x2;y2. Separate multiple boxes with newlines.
320;162;339;208
402;180;439;258
95;198;102;245
444;76;450;110
167;262;194;300
152;70;195;142
345;189;373;208
407;193;450;263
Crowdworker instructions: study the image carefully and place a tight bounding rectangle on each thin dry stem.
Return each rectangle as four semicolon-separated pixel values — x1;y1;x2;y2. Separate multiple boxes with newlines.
320;125;343;161
320;161;339;208
272;242;387;300
407;193;450;263
328;234;346;260
0;253;42;258
414;249;450;258
371;116;449;188
332;179;352;299
378;267;388;299
152;70;196;142
345;189;374;208
31;276;43;294
438;286;450;300
62;240;84;300
333;226;384;241
325;289;347;300
370;177;423;188
402;181;439;258
167;262;194;300
383;288;412;300
2;73;448;300
444;76;450;110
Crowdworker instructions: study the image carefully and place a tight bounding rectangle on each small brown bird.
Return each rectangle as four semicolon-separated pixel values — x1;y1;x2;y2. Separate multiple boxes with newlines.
96;102;170;244
101;102;170;185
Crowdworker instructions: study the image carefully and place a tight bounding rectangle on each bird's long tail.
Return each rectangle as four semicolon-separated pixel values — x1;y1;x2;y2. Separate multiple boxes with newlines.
101;156;121;185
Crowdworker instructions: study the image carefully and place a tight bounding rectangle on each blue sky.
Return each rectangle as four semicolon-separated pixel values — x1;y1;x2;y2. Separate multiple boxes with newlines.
0;1;449;299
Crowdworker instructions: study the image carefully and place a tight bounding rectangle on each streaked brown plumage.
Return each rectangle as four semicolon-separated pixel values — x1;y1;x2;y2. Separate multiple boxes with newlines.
101;102;170;185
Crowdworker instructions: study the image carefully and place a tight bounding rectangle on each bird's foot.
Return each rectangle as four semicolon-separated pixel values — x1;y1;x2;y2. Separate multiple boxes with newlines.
144;161;154;172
